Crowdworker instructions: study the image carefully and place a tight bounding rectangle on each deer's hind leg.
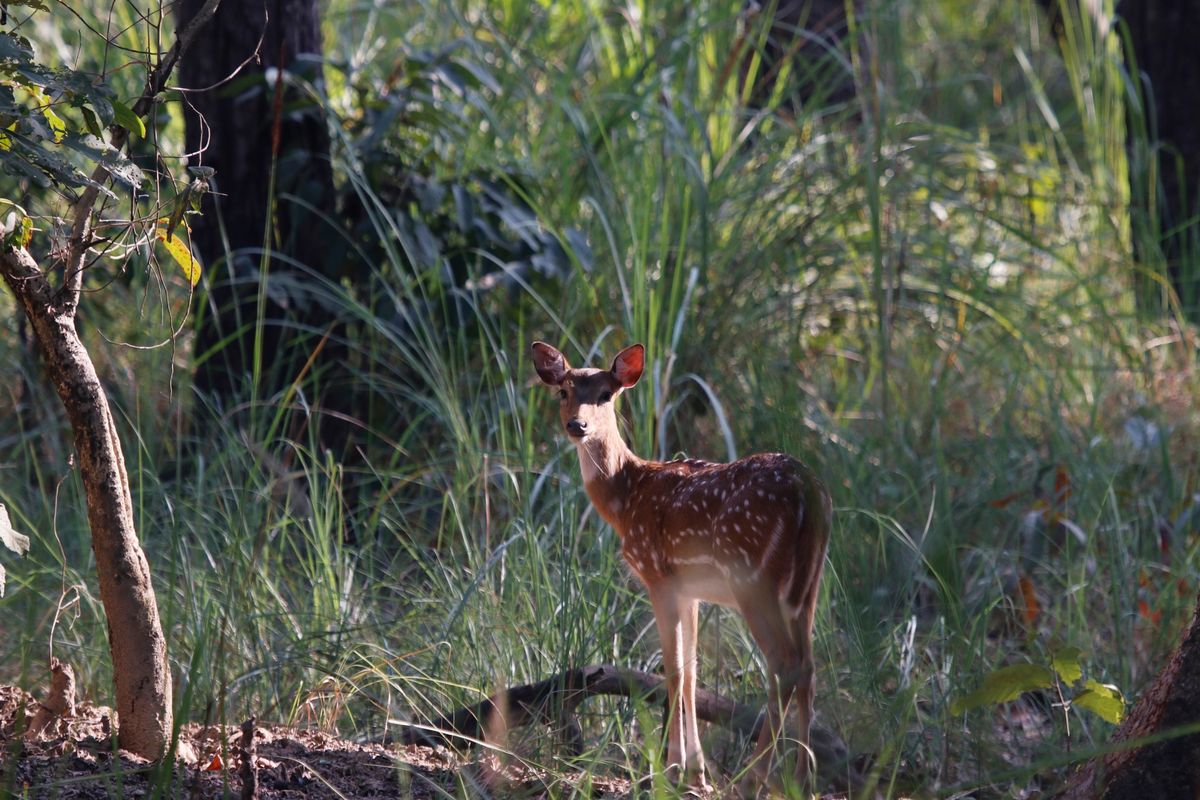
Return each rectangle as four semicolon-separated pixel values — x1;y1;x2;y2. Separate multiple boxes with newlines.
732;582;801;794
783;555;823;791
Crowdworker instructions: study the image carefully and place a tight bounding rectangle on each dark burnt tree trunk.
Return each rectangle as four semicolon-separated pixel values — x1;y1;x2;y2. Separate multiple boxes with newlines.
1040;0;1200;318
1120;1;1200;319
179;0;347;431
740;0;858;115
1061;592;1200;799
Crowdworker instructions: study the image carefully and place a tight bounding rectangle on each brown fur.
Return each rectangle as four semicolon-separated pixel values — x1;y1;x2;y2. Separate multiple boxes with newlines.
532;341;831;791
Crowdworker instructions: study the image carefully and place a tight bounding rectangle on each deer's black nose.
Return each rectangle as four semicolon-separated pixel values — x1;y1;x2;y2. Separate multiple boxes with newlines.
566;418;588;437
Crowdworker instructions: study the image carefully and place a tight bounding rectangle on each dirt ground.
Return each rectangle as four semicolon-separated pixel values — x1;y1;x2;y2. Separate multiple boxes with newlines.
0;684;635;799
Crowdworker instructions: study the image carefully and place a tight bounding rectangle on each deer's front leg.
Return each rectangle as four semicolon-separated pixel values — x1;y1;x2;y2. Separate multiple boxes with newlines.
681;597;709;790
648;584;688;783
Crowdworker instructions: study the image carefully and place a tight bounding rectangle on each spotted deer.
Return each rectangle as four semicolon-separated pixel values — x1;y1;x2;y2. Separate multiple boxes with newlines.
531;340;831;792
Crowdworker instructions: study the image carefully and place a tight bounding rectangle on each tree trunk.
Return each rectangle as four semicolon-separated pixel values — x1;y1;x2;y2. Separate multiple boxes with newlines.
1119;1;1200;319
0;0;221;761
1040;0;1200;318
0;247;172;760
741;0;858;114
179;0;340;406
1060;591;1200;799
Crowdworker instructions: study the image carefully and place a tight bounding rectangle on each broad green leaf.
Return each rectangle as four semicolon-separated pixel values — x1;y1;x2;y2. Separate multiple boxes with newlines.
1073;680;1125;724
155;224;201;286
951;663;1055;714
0;32;34;63
79;104;102;138
12;133;105;191
1051;647;1084;685
60;133;143;189
111;98;145;139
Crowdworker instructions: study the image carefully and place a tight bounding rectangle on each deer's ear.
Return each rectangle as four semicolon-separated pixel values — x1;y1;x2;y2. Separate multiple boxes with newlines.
611;344;645;388
531;341;570;386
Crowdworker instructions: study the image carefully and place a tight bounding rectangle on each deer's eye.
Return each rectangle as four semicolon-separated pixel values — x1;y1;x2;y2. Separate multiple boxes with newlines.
558;388;568;400
598;391;612;403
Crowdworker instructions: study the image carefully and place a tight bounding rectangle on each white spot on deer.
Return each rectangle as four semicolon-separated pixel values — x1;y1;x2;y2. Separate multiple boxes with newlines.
672;554;715;566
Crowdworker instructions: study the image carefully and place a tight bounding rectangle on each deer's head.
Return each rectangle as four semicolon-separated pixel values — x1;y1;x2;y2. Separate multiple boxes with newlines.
531;341;644;443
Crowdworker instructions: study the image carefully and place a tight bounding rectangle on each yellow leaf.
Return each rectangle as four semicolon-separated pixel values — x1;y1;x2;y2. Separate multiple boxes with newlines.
155;226;201;287
27;86;65;143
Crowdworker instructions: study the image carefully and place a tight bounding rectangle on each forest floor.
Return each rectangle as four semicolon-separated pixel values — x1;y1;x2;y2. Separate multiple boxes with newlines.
0;684;639;799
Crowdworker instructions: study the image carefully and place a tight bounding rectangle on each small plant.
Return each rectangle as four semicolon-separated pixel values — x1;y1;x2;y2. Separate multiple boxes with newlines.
952;646;1125;725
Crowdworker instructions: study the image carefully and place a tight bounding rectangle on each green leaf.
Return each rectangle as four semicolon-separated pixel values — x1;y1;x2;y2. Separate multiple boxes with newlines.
111;98;145;139
155;224;201;286
1073;680;1125;724
950;663;1055;714
1051;646;1084;685
8;133;105;192
60;133;143;189
79;104;102;138
0;32;34;63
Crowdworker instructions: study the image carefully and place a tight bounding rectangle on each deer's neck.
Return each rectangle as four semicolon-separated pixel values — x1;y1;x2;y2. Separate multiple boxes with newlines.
574;431;643;533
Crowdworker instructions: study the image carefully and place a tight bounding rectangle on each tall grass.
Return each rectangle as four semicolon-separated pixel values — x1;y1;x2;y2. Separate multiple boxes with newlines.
2;0;1199;797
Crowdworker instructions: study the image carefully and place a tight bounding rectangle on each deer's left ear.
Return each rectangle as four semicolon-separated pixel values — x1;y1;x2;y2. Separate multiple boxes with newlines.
611;344;645;388
532;341;569;386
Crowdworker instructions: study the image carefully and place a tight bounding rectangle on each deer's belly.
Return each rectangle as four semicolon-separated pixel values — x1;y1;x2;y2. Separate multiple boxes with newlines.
673;567;739;607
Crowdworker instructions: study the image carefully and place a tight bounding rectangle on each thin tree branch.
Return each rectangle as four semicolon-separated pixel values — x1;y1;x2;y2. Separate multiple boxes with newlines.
63;0;224;310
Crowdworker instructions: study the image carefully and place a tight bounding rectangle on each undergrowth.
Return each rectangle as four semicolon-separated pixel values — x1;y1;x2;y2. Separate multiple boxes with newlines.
1;0;1199;797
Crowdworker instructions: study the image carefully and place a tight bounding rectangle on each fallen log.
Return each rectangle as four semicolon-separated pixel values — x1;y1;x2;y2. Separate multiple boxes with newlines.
381;664;853;783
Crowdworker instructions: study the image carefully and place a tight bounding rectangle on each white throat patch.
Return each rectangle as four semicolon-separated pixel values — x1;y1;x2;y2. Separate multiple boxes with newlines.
575;438;604;484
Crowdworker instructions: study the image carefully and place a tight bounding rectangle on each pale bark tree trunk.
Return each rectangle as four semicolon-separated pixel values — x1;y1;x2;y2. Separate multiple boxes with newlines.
0;0;222;760
1;244;172;761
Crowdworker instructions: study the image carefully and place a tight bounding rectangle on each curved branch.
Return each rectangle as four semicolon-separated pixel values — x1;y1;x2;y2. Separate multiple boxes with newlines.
382;664;856;785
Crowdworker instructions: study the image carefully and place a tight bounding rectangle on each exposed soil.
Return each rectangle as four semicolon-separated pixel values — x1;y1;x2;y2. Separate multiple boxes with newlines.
0;685;634;799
